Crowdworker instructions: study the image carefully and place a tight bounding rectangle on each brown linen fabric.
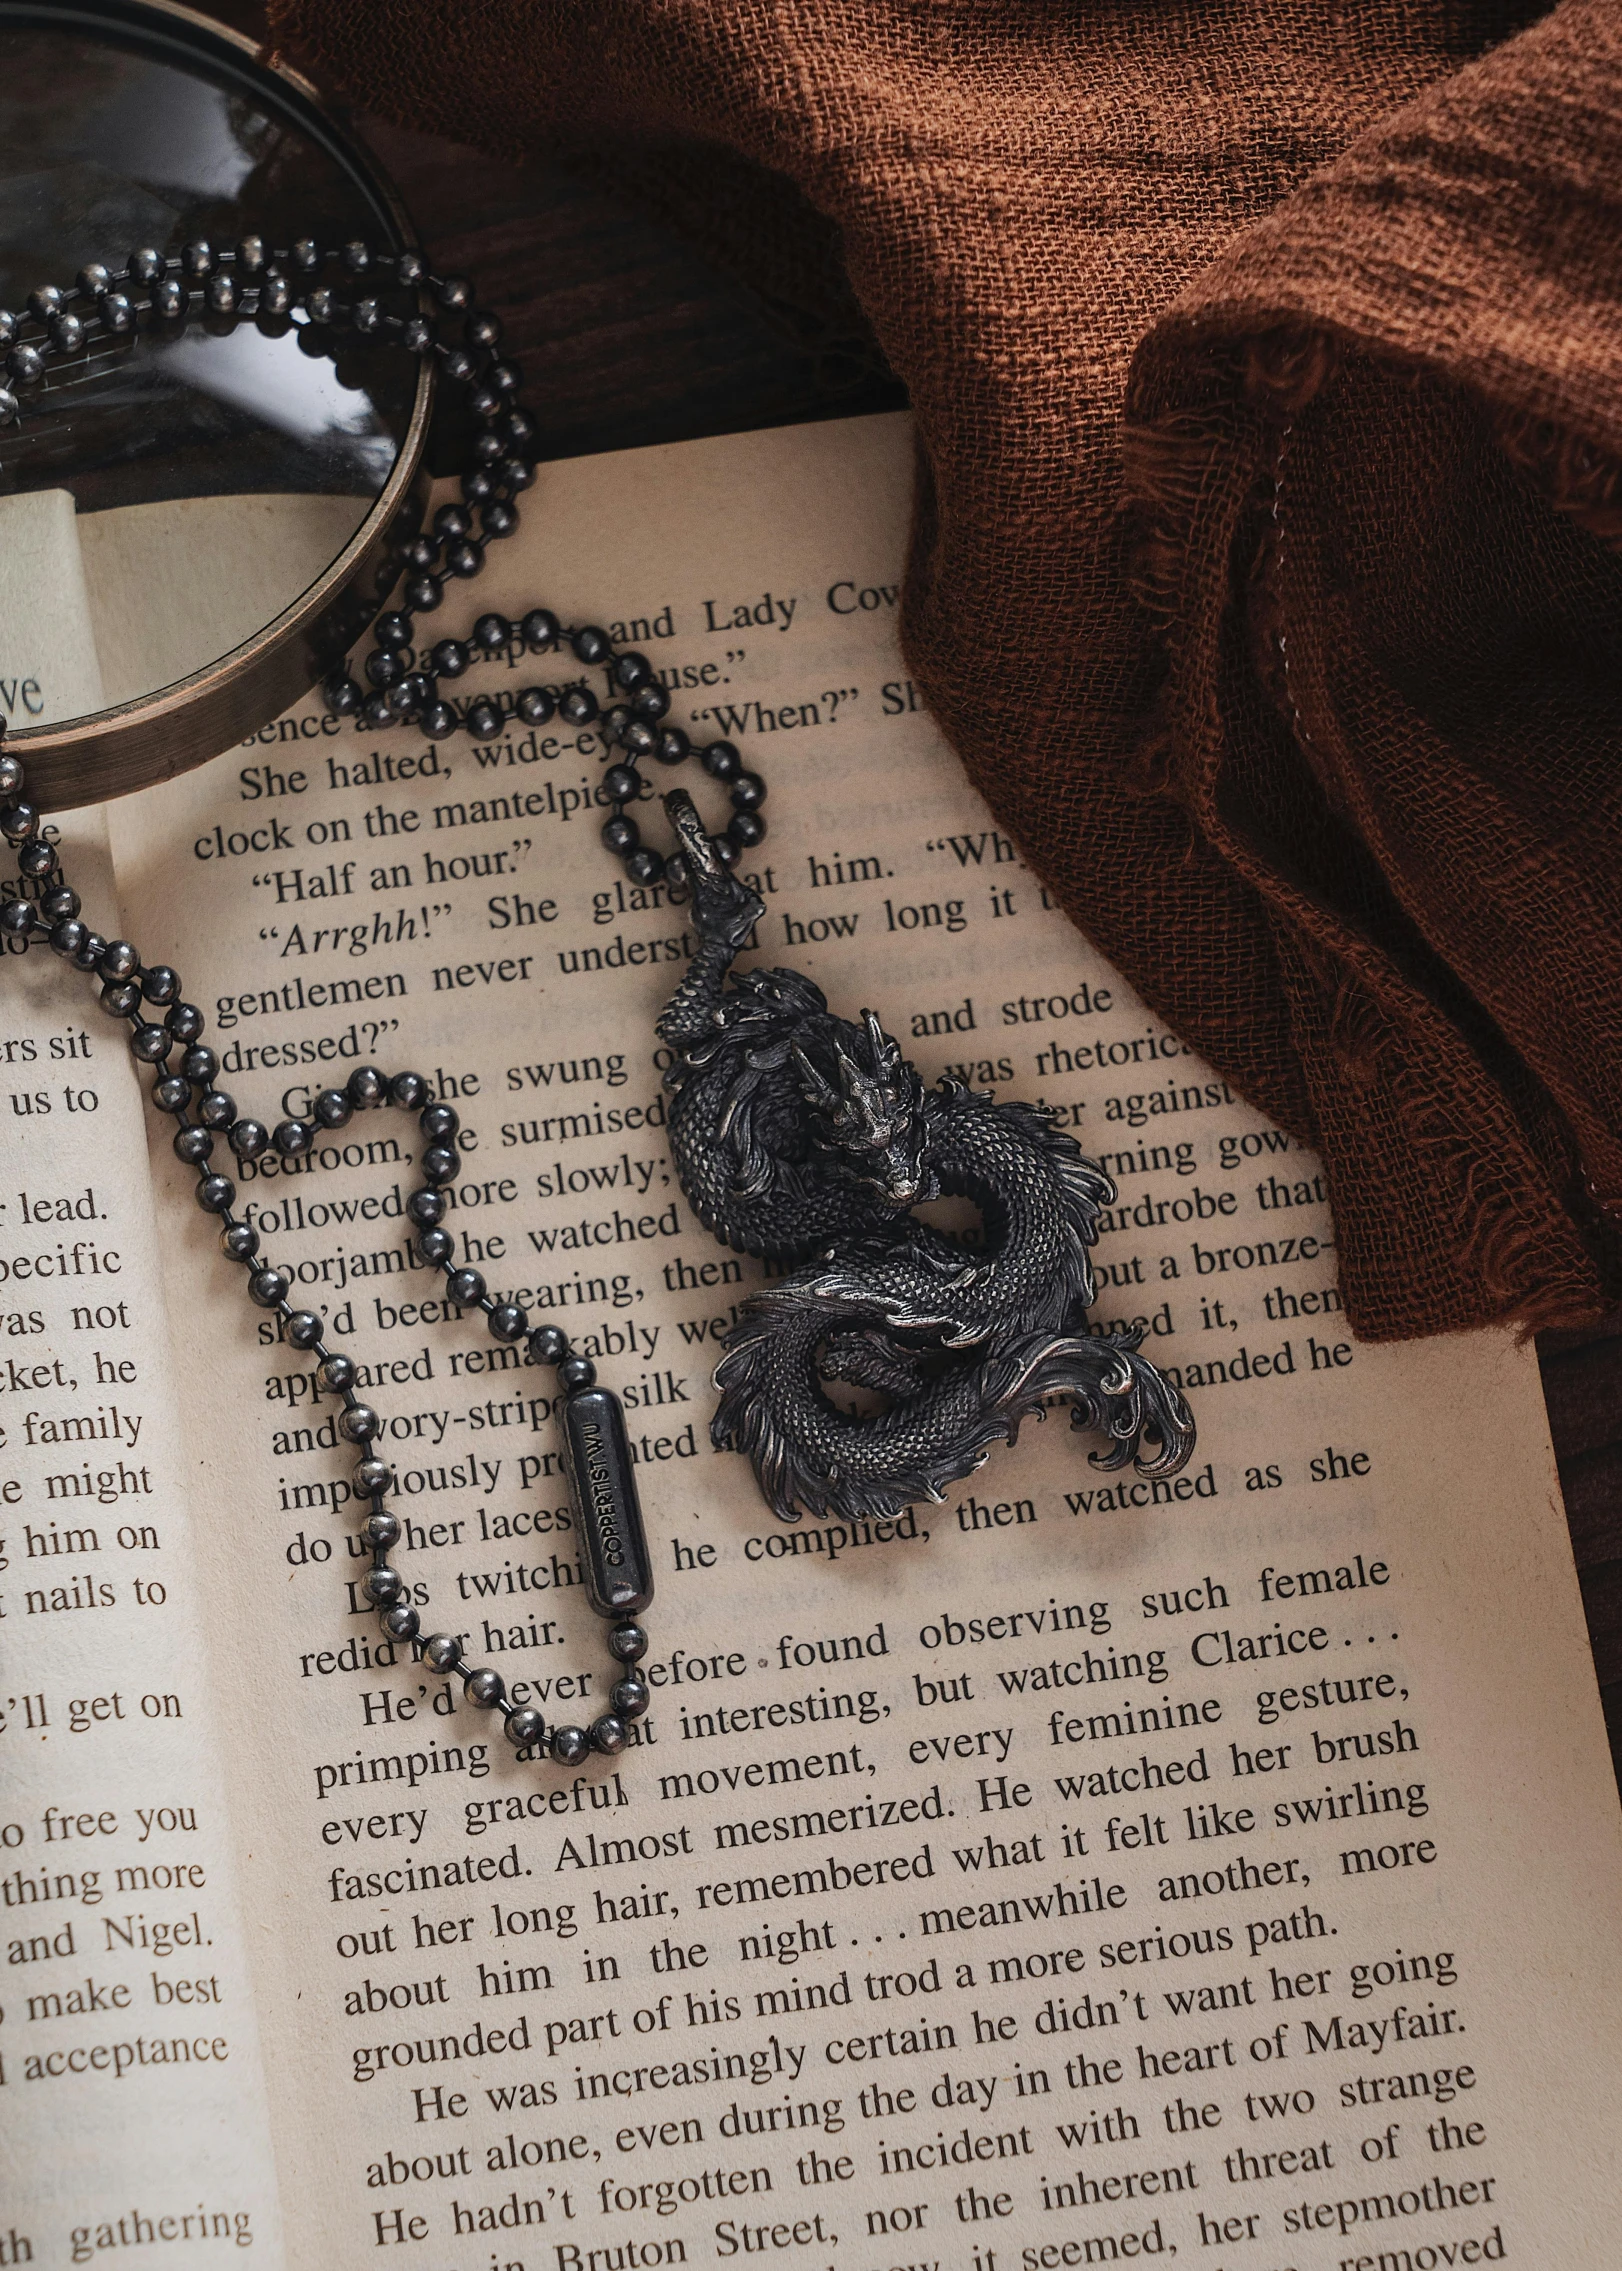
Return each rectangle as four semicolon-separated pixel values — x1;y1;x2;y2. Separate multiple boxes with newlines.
269;0;1622;1339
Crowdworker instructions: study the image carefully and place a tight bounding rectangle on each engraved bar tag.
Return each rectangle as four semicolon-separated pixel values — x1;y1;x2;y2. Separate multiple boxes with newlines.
562;1385;654;1619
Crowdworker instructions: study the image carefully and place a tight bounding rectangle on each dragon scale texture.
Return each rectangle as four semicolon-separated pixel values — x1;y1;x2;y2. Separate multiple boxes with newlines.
657;793;1196;1525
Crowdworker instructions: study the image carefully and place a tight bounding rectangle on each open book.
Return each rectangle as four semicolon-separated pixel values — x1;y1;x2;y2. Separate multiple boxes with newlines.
3;414;1619;2267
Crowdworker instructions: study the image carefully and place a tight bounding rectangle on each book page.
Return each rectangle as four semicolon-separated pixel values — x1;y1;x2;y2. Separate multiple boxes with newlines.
0;485;364;723
103;411;1622;2269
77;494;368;709
0;811;284;2262
0;489;106;729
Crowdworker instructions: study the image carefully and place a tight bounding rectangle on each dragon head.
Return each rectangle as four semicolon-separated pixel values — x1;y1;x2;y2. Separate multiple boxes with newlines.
793;1010;930;1209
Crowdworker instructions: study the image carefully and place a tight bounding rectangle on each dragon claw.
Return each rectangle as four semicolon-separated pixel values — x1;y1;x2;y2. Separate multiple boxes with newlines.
666;789;765;950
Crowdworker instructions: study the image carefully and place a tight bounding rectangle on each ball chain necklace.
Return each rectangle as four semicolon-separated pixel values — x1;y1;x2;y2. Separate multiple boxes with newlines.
0;234;1193;1776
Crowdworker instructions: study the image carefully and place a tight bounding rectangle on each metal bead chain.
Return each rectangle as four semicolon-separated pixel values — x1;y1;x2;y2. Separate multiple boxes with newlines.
0;234;503;429
0;728;652;1767
1;234;770;887
325;615;768;894
0;231;772;1747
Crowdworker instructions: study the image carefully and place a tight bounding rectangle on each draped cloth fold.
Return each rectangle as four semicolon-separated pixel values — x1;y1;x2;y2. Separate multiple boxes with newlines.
270;0;1622;1338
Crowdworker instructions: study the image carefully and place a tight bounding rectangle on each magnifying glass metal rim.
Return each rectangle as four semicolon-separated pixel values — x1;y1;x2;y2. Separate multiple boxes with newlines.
0;0;434;813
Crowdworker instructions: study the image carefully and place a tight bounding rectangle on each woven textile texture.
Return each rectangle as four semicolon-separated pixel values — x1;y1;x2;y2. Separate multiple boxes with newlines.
269;0;1622;1340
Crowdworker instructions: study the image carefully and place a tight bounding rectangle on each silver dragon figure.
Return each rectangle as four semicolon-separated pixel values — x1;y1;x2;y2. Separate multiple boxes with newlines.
656;792;1195;1524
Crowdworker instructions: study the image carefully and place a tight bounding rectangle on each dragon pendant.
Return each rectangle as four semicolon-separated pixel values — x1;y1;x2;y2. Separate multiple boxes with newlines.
656;793;1196;1525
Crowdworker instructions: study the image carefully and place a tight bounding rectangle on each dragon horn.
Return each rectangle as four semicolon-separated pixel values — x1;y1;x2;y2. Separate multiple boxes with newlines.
833;1040;866;1096
792;1043;839;1108
860;1007;898;1073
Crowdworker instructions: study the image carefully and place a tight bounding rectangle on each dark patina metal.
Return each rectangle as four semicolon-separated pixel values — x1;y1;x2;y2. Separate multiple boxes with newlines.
656;793;1197;1525
564;1384;655;1618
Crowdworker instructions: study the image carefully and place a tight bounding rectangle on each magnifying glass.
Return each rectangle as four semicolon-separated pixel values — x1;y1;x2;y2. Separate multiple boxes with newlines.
0;0;433;810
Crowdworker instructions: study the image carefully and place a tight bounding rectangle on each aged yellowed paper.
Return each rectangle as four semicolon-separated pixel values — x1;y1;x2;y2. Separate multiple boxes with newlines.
2;413;1616;2268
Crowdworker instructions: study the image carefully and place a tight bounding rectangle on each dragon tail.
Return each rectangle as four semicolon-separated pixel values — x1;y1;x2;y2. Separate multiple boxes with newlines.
712;1292;1195;1524
982;1327;1196;1479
